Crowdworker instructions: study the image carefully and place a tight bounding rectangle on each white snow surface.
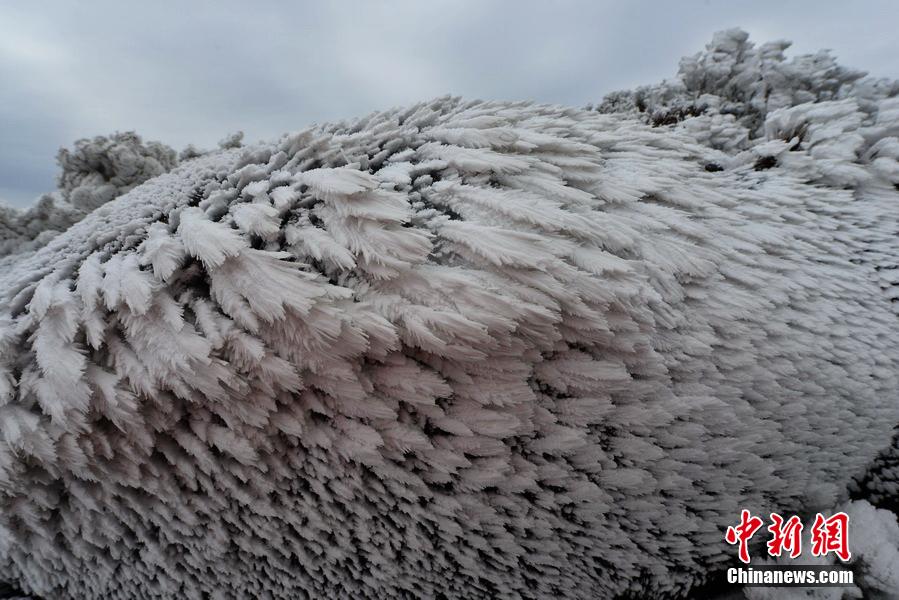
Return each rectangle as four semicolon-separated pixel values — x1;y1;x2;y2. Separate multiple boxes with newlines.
1;30;898;599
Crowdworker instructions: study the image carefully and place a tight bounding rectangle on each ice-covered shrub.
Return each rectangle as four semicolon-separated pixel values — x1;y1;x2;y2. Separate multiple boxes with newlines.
596;29;893;141
0;132;179;260
57;131;177;211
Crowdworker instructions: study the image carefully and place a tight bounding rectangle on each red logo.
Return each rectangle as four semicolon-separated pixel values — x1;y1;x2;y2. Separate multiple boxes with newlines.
726;511;850;563
767;513;803;558
810;512;851;562
725;510;764;564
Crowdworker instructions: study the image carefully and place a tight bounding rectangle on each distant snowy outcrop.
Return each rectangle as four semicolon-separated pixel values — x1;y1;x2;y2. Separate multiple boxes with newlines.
0;132;177;261
57;132;178;212
0;30;898;599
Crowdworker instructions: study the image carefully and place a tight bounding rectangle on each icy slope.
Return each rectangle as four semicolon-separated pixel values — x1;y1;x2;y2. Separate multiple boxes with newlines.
1;32;899;600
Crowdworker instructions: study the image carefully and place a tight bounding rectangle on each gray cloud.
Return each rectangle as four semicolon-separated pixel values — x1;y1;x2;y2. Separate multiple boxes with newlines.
2;0;897;207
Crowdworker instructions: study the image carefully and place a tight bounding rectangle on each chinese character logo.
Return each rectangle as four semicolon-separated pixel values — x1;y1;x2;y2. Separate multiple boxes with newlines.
810;512;851;562
767;513;803;559
725;510;764;564
725;510;850;563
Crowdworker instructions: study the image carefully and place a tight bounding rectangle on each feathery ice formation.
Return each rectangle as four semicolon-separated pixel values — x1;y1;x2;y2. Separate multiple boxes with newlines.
1;30;899;599
596;30;899;562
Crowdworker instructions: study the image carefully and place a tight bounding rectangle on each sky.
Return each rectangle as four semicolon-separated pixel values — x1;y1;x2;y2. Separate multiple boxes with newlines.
1;0;898;208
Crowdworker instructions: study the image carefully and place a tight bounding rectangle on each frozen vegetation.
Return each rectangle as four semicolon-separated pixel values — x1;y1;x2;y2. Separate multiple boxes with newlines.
0;29;897;599
0;132;178;259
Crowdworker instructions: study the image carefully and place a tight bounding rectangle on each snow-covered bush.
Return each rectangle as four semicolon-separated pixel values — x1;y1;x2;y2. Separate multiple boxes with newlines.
0;132;179;261
0;193;83;258
597;28;898;151
176;131;243;162
217;130;244;150
57;131;177;211
0;31;897;600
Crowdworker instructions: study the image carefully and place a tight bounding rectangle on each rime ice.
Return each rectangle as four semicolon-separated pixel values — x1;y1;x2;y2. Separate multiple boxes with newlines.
1;29;899;599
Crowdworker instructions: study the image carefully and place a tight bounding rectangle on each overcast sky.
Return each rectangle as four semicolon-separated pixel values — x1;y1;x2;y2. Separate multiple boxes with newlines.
2;0;897;208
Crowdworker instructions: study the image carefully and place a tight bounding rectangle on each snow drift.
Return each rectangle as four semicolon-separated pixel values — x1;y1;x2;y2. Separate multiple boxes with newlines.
1;29;898;599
